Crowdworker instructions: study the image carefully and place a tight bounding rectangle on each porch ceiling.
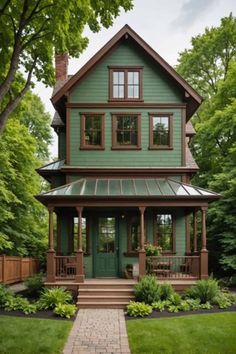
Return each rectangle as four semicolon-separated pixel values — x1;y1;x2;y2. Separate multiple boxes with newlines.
36;178;220;205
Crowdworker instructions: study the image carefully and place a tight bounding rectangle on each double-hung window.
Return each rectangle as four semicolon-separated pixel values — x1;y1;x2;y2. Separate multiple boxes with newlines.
112;113;141;149
149;113;173;149
154;213;175;253
109;67;143;101
80;113;105;150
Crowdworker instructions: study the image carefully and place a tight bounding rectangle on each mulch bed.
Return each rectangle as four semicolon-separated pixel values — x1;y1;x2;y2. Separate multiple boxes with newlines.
0;308;77;321
125;304;236;320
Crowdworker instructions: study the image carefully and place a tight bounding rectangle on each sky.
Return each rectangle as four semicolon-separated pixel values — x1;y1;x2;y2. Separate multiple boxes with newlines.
33;0;236;158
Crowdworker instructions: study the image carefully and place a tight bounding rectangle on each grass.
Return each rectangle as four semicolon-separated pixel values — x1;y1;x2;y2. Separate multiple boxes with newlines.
0;315;73;354
127;312;236;354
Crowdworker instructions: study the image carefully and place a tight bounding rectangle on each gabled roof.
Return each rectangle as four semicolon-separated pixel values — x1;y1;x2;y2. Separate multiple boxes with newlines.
51;25;203;120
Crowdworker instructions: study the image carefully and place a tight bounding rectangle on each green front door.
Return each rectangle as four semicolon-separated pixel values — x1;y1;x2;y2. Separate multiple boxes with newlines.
94;217;118;277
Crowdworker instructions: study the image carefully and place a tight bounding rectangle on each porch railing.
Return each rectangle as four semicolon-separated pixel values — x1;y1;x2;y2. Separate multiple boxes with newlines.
146;255;200;279
55;256;77;279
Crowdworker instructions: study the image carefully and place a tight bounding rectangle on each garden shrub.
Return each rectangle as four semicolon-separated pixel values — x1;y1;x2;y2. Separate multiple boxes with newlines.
4;296;37;314
54;303;77;318
126;301;152;317
134;276;159;305
169;293;182;306
178;300;191;312
157;283;174;301
185;298;201;311
167;304;179;313
152;300;167;312
200;302;212;309
24;273;44;296
213;292;236;309
185;278;220;304
0;284;13;308
37;287;73;310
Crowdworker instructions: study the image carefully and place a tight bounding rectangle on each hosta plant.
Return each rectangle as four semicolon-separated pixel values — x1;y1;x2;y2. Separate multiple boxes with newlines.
54;303;77;318
126;301;152;317
37;287;73;310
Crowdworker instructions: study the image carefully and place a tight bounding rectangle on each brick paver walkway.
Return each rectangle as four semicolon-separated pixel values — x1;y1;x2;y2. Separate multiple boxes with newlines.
63;309;131;354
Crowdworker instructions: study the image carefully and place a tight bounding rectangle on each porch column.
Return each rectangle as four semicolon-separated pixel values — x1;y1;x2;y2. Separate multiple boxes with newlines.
193;210;198;253
138;206;146;278
200;206;208;279
46;206;55;282
185;213;191;255
75;206;84;283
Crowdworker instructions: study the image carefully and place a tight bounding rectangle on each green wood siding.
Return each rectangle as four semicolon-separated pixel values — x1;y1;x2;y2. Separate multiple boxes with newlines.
69;41;182;103
70;108;182;167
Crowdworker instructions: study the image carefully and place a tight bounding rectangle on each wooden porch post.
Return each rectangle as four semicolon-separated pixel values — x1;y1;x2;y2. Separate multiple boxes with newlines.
46;206;55;282
185;213;191;255
193;210;198;253
75;206;84;283
138;206;146;279
200;206;208;279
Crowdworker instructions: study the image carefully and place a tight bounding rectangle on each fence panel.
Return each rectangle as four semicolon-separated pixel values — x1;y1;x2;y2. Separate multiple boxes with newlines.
0;255;39;284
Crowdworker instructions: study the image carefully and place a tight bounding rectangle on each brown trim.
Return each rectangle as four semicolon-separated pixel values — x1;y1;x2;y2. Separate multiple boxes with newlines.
66;102;186;109
153;212;176;253
52;25;202;108
111;113;141;150
60;167;199;175
149;113;173;150
66;108;70;165
182;108;186;166
109;67;143;101
80;113;105;150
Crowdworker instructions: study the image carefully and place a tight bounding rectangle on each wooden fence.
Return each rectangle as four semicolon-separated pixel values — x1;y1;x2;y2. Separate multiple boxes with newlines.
0;255;39;284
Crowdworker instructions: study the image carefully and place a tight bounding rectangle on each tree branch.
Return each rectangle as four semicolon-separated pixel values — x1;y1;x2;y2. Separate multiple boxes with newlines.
0;57;37;134
0;0;11;16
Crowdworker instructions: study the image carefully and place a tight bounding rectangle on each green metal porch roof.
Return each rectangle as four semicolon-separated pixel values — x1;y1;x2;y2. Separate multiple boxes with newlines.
39;178;219;199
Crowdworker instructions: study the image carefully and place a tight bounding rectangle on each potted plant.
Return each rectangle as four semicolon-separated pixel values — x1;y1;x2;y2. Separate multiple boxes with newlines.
144;243;162;256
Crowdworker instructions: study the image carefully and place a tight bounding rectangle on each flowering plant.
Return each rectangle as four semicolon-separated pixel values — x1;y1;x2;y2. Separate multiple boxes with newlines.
144;243;162;256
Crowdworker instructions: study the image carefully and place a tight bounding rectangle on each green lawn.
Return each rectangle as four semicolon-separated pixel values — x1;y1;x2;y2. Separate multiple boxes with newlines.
127;313;236;354
0;315;73;354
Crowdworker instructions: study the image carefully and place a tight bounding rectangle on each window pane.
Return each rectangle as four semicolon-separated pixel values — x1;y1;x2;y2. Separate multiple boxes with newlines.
113;85;119;98
118;85;124;98
113;72;119;84
85;117;93;130
128;72;134;84
152;116;169;146
131;131;137;145
162;117;169;128
128;85;134;98
93;116;101;129
117;131;123;144
98;217;115;253
133;72;139;84
133;86;139;98
118;71;124;84
123;131;131;144
156;214;172;250
153;117;161;131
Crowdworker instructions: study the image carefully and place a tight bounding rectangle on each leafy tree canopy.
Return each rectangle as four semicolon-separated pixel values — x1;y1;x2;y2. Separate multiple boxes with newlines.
177;14;236;276
0;0;133;132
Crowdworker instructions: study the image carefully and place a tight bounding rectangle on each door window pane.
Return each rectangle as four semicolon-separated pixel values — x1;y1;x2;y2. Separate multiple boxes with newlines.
98;217;115;253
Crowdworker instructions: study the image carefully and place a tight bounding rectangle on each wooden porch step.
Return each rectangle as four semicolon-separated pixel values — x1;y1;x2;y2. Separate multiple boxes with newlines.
77;301;130;309
78;283;135;290
78;295;134;303
79;288;134;296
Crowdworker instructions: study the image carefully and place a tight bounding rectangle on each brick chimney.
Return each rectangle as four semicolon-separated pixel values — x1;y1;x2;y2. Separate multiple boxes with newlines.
55;53;68;81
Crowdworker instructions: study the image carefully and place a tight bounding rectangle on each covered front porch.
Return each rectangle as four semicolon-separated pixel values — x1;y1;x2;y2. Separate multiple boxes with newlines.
36;178;220;284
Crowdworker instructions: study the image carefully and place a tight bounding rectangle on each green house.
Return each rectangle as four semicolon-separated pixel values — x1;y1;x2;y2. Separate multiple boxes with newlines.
36;25;220;289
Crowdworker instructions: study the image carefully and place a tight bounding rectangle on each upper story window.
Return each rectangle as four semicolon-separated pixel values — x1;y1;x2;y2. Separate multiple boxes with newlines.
112;113;141;150
80;113;105;150
154;213;176;253
109;67;143;101
149;113;173;150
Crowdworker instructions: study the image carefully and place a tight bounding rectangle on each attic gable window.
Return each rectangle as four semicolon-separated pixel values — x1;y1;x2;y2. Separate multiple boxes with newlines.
112;113;141;150
109;67;143;101
80;113;105;150
149;113;173;150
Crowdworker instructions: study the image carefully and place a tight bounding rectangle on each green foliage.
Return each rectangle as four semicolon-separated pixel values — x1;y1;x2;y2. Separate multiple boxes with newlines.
134;276;159;305
157;283;175;301
53;303;77;319
169;293;182;306
0;284;13;307
152;300;167;312
167;304;179;313
185;279;220;304
213;292;236;309
24;273;44;296
199;302;212;310
185;298;201;311
178;300;191;312
38;287;73;310
4;296;37;314
126;301;152;317
0;0;133;127
177;14;236;277
144;243;162;256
